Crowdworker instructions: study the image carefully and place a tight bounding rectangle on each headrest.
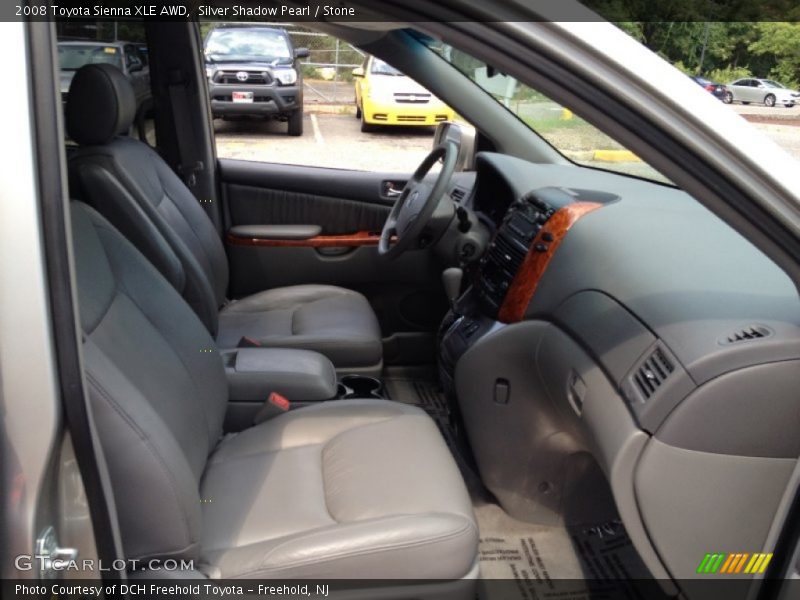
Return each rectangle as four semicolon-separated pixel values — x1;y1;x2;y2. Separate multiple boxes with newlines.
66;64;137;146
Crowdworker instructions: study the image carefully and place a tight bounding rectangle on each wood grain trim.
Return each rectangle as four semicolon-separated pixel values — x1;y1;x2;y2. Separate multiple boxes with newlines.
227;230;382;248
498;202;602;323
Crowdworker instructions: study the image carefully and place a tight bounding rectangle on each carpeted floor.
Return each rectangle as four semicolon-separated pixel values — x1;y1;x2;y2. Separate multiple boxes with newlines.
383;367;655;599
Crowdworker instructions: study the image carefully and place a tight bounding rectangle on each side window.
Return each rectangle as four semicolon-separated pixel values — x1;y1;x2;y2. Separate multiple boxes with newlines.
203;23;458;173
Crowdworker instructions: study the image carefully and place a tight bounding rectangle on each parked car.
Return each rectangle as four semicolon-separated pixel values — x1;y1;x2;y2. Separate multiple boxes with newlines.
58;41;151;115
689;75;728;101
354;56;456;132
724;77;799;107
204;25;310;135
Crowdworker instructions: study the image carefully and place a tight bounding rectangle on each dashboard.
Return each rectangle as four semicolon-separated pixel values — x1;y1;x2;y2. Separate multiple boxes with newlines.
442;151;800;586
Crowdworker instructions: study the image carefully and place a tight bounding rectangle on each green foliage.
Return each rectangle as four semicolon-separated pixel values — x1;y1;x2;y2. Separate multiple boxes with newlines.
749;22;800;87
706;66;753;84
613;21;800;87
671;61;695;75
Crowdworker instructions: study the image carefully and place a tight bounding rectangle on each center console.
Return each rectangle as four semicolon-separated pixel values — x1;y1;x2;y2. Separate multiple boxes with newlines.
438;187;615;395
476;192;555;317
221;347;387;430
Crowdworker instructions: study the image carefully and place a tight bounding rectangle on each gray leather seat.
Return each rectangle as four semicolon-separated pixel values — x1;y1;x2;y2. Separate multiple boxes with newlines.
71;201;478;581
66;64;382;372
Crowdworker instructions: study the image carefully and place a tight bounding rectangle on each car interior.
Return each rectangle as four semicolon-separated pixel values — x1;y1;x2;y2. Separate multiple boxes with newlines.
37;15;800;600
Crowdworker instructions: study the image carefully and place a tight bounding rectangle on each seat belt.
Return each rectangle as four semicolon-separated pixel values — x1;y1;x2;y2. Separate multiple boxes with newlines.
167;68;204;190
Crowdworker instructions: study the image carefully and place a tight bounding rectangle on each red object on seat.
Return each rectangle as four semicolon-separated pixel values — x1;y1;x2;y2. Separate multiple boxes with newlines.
268;392;291;411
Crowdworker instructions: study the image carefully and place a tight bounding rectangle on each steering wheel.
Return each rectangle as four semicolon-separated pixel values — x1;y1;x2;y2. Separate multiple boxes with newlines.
378;141;458;259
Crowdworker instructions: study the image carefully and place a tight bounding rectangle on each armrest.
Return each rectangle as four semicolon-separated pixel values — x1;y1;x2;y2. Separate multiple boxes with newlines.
222;347;337;401
228;224;322;240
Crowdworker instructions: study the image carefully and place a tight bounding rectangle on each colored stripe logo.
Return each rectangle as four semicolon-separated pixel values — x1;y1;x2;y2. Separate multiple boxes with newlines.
697;552;773;574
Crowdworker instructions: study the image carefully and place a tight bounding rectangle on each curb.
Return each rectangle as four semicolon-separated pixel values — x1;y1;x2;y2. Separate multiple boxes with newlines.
564;149;642;163
592;149;641;162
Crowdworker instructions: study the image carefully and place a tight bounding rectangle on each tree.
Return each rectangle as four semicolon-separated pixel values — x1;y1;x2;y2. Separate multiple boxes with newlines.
749;22;800;86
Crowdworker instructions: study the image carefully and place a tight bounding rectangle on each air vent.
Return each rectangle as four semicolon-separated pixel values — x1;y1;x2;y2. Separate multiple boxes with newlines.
490;233;526;274
720;325;772;345
451;187;467;203
633;347;674;400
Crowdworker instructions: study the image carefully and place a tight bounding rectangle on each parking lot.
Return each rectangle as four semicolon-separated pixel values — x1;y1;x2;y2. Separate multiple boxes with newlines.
213;86;800;177
215;110;436;173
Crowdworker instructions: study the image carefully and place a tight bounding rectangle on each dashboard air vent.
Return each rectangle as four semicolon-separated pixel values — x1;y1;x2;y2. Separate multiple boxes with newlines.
720;325;772;345
633;347;674;399
490;233;526;274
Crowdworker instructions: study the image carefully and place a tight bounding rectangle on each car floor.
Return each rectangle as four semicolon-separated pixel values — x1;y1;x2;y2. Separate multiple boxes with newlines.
383;366;655;599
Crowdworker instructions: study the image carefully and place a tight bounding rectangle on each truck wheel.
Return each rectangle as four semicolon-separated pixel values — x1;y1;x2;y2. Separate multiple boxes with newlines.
287;110;303;136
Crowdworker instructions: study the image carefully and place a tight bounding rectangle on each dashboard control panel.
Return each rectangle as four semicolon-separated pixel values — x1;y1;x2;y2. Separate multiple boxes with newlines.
476;193;555;316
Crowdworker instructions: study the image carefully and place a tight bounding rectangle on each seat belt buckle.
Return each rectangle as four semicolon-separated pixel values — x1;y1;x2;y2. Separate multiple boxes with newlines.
253;392;291;425
268;392;291;412
238;336;262;348
176;161;204;188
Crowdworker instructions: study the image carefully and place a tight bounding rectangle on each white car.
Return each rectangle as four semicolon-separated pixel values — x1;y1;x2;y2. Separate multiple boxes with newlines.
724;77;799;107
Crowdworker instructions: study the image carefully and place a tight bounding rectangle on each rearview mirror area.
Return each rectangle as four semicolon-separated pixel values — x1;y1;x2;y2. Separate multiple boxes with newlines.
352;66;365;78
294;47;310;59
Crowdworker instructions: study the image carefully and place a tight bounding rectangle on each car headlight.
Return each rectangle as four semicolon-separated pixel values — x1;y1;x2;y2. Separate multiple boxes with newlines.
205;67;215;81
274;68;298;85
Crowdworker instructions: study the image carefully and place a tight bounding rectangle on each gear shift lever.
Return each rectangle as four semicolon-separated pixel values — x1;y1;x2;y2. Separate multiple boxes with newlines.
442;267;463;310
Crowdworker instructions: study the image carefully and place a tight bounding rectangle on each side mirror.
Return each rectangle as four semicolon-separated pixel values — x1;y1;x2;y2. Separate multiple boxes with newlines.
294;47;310;59
352;67;365;78
128;59;143;73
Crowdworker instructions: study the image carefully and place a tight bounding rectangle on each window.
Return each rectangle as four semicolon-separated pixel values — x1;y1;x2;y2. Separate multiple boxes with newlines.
206;27;292;63
417;37;670;183
205;24;449;173
58;44;123;71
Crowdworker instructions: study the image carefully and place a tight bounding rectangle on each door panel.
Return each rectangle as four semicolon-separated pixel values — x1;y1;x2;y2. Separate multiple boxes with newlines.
219;159;448;344
226;182;389;235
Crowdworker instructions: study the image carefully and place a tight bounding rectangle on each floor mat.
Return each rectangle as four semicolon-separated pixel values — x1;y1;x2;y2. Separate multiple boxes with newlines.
383;367;485;493
383;368;656;599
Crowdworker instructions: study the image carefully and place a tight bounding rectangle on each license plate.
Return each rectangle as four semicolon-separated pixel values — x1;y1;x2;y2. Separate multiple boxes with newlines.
232;91;254;103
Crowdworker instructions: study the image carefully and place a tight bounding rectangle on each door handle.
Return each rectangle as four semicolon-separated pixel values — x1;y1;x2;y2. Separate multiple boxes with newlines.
382;180;406;200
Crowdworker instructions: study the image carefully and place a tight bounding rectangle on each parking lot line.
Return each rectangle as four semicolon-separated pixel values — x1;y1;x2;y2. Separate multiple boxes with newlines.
310;114;325;146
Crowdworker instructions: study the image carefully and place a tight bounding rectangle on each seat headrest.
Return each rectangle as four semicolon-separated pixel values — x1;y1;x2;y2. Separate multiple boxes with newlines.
66;64;137;146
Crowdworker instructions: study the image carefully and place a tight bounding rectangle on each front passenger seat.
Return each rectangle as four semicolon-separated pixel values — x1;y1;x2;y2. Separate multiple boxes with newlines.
67;64;382;373
70;201;478;584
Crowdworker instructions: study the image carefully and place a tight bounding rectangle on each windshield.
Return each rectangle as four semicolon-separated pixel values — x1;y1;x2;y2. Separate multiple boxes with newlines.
416;36;670;184
763;80;785;88
371;58;403;76
58;44;123;71
205;29;291;63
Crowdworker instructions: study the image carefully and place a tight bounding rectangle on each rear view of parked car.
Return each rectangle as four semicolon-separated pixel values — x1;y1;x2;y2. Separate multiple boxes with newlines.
725;77;799;107
690;75;728;101
204;25;310;135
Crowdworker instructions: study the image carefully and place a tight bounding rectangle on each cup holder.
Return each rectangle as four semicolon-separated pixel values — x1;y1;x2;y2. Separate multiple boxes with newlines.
337;375;384;400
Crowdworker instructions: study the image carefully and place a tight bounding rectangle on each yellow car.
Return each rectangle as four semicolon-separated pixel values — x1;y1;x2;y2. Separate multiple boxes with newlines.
354;56;455;132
